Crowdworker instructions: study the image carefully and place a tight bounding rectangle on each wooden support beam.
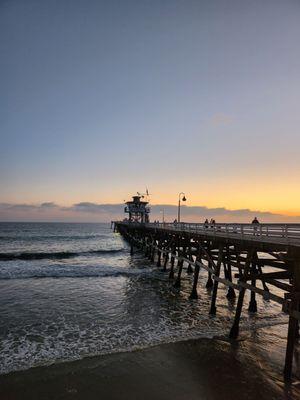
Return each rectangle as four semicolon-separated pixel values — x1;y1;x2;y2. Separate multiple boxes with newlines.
248;252;258;313
257;259;287;267
187;242;194;274
225;246;236;299
244;271;292;280
156;241;162;267
229;249;254;339
173;242;187;287
196;241;215;289
189;255;201;299
269;252;287;262
150;240;155;262
229;259;288;270
163;250;169;271
174;257;184;288
190;264;200;299
284;249;300;380
209;245;224;315
147;237;153;261
144;239;149;257
206;267;214;288
148;245;152;260
169;243;176;279
257;264;270;293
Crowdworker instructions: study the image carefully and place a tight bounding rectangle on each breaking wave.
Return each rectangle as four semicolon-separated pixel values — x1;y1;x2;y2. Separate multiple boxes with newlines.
0;248;125;261
0;234;107;241
0;263;153;280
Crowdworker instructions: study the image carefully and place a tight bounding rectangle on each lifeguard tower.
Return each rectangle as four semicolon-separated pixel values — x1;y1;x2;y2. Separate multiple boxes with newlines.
124;195;150;223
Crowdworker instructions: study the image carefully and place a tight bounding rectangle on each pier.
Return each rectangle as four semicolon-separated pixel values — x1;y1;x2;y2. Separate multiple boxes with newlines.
113;219;300;380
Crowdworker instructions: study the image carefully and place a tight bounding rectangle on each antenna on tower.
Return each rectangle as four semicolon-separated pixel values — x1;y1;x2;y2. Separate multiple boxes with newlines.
144;188;151;202
135;189;151;200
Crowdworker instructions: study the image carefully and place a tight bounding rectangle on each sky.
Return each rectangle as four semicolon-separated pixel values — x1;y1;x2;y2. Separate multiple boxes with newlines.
1;0;300;222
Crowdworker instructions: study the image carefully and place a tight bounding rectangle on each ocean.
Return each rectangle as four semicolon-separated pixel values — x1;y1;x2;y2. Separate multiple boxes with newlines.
0;222;291;377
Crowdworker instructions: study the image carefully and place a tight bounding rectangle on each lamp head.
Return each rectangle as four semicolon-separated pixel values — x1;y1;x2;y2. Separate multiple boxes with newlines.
182;195;187;202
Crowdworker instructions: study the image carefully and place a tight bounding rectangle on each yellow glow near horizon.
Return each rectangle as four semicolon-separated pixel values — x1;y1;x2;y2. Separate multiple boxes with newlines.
147;181;300;216
2;171;299;217
3;187;299;216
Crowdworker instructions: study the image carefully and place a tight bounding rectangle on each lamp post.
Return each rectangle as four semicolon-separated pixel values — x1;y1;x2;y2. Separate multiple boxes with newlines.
160;209;165;224
178;192;187;223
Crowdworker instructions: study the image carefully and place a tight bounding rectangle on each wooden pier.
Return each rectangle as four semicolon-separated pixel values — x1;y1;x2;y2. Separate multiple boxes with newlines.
113;221;300;380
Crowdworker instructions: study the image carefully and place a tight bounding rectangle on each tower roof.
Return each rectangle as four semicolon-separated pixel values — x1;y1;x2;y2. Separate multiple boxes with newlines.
126;195;148;205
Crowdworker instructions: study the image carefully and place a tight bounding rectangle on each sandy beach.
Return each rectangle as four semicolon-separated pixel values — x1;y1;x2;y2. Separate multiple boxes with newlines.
1;335;300;400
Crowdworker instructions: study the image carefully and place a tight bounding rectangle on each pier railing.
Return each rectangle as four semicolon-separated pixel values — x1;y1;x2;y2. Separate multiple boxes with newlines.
118;222;300;245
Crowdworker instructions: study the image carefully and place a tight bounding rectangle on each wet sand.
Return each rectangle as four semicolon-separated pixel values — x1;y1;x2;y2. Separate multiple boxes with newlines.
1;334;300;400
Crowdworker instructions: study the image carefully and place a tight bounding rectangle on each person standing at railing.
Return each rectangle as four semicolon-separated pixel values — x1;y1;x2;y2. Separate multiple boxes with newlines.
252;217;260;235
204;219;209;228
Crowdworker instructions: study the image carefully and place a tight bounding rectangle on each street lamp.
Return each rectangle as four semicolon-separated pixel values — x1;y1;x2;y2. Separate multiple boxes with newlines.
178;192;187;223
160;209;165;224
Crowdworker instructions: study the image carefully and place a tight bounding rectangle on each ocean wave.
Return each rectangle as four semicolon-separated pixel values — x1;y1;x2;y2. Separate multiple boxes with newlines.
0;234;107;241
0;263;154;280
0;270;144;280
0;313;287;375
0;248;125;261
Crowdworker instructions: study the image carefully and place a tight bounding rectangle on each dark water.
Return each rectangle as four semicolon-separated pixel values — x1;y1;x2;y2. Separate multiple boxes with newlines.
0;222;289;376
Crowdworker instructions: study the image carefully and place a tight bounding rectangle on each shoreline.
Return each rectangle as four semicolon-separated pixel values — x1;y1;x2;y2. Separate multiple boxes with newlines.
1;334;300;400
0;318;289;377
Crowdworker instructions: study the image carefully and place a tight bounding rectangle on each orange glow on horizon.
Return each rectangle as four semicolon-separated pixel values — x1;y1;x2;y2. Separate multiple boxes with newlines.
3;174;299;218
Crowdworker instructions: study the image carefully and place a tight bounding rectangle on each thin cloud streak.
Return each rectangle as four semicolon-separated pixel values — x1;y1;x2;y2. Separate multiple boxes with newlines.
209;113;234;127
0;202;300;223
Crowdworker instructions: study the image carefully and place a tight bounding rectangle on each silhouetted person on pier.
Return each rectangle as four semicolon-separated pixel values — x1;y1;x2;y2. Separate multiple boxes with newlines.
204;219;209;228
252;217;260;235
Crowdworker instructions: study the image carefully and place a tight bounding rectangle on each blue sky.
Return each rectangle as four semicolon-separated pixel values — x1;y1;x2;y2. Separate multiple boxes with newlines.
1;0;300;221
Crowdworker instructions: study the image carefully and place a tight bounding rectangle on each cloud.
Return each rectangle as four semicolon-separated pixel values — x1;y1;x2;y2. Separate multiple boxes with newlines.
0;203;35;211
40;202;58;208
0;202;59;212
69;202;122;214
0;202;299;223
150;204;277;217
209;113;234;126
148;204;291;222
